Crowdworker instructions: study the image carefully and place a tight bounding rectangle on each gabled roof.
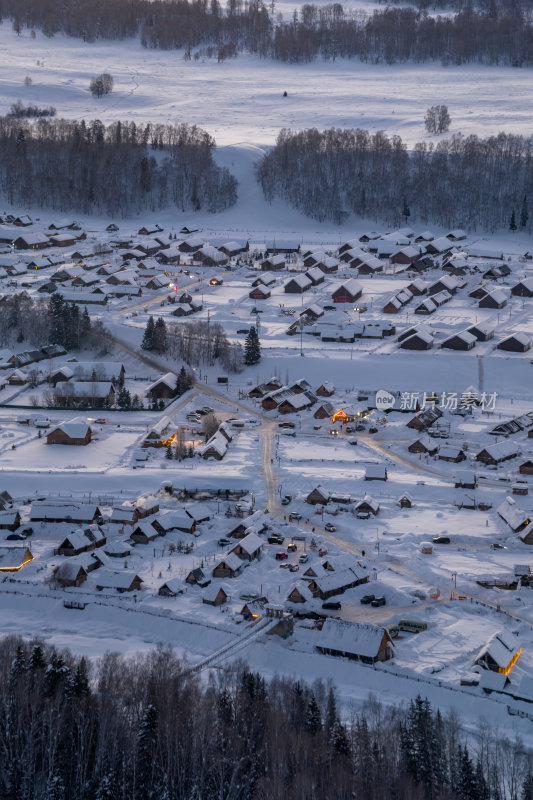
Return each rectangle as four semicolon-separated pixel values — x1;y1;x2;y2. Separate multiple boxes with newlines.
233;530;263;555
95;570;142;590
475;630;520;670
49;417;91;440
215;553;243;572
319;619;391;658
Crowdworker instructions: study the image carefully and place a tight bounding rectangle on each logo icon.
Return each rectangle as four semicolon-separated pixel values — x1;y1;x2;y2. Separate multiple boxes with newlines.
375;389;395;410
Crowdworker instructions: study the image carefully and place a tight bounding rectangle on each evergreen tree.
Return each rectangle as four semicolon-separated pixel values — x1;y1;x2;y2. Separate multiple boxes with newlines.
325;686;337;736
165;444;172;459
457;746;478;800
10;644;26;684
117;387;131;409
28;643;46;670
153;317;167;354
331;719;351;756
510;209;517;231
45;774;65;800
141;316;155;351
49;293;65;345
80;306;91;339
402;199;411;222
520;195;529;230
304;694;322;735
522;772;533;800
244;325;261;366
175;365;192;397
16;329;23;343
136;703;158;797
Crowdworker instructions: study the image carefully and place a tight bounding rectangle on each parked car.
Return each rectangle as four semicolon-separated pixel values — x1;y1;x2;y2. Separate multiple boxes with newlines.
268;534;284;545
281;495;292;505
345;425;356;433
318;547;329;557
324;522;336;532
368;426;378;434
218;537;231;546
490;543;507;550
371;596;386;607
275;551;288;560
360;594;376;605
432;536;451;544
289;512;302;521
279;562;291;569
95;418;106;424
299;553;309;563
287;543;297;552
279;422;295;429
289;564;299;572
21;527;33;536
356;511;371;520
322;601;341;610
237;328;250;334
348;439;358;446
202;406;214;413
6;533;26;541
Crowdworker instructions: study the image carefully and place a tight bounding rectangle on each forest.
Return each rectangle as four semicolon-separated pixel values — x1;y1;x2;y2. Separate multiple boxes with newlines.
0;636;531;800
0;118;237;216
256;127;533;230
1;0;533;66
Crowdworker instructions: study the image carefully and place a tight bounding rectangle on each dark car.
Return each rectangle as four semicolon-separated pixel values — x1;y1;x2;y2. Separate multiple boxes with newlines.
275;551;288;560
218;537;231;546
322;601;341;610
289;512;302;521
360;594;376;605
21;527;33;536
268;534;285;545
368;426;379;434
6;533;26;541
278;422;295;429
432;536;451;544
490;543;507;550
371;596;386;607
237;329;250;335
287;543;297;552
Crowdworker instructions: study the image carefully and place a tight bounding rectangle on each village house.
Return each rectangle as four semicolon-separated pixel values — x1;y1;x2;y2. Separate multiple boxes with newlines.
441;330;477;351
331;279;363;304
130;521;160;544
479;289;508;309
199;431;229;460
467;324;495;342
146;372;178;401
203;585;229;606
230;530;263;561
365;465;388;481
0;510;21;531
284;274;312;294
143;417;177;448
354;496;380;516
260;255;286;271
185;567;210;587
0;546;34;572
474;630;521;675
408;435;439;456
95;570;143;593
306;486;330;505
497;334;532;353
46;419;92;446
316;619;394;663
476;440;520;466
308;566;369;599
511;278;533;298
54;381;115;408
407;407;443;431
55;561;88;588
157;578;185;597
438;446;466;463
212;553;243;578
152;510;197;535
57;526;106;556
30;503;102;525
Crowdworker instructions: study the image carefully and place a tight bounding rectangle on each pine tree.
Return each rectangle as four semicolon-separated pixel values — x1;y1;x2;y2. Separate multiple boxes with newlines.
244;325;261;366
165;444;172;459
325;686;337;737
457;745;477;800
141;316;155;351
45;773;65;800
510;210;517;231
175;365;192;397
522;772;533;800
10;644;26;684
153;317;167;354
304;694;322;735
331;719;351;756
520;195;529;230
136;703;158;797
117;387;131;409
28;643;46;670
49;293;65;345
402;199;411;222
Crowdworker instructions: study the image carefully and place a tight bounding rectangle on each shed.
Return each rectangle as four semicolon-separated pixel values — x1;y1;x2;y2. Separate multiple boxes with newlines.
203;585;228;606
95;570;143;593
317;619;393;663
212;553;243;578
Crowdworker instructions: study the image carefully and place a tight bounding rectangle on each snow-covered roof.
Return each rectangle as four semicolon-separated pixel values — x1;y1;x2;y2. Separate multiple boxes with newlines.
146;372;177;392
318;619;391;658
0;547;32;569
475;630;520;670
204;583;227;602
49;417;91;440
216;552;243;572
56;560;86;580
233;530;263;555
496;496;531;531
95;570;142;590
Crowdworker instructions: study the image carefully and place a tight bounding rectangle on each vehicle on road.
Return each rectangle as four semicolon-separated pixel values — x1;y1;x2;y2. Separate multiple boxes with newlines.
279;422;295;429
95;418;106;424
279;562;291;569
287;543;297;552
324;522;336;532
432;536;451;544
348;439;358;446
289;564;299;572
289;512;302;521
6;533;26;541
275;551;288;560
322;601;341;610
281;495;292;506
360;594;375;605
218;538;231;546
268;534;285;545
368;426;378;434
237;329;250;335
299;553;309;563
371;596;386;607
356;511;371;520
490;543;507;550
318;548;328;557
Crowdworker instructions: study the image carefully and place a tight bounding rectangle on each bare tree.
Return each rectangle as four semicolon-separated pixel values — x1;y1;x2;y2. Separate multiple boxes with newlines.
424;104;451;134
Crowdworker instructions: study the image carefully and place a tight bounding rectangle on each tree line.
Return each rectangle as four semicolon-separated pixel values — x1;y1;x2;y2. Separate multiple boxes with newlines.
0;117;237;216
257;126;533;230
0;636;532;800
2;0;533;66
